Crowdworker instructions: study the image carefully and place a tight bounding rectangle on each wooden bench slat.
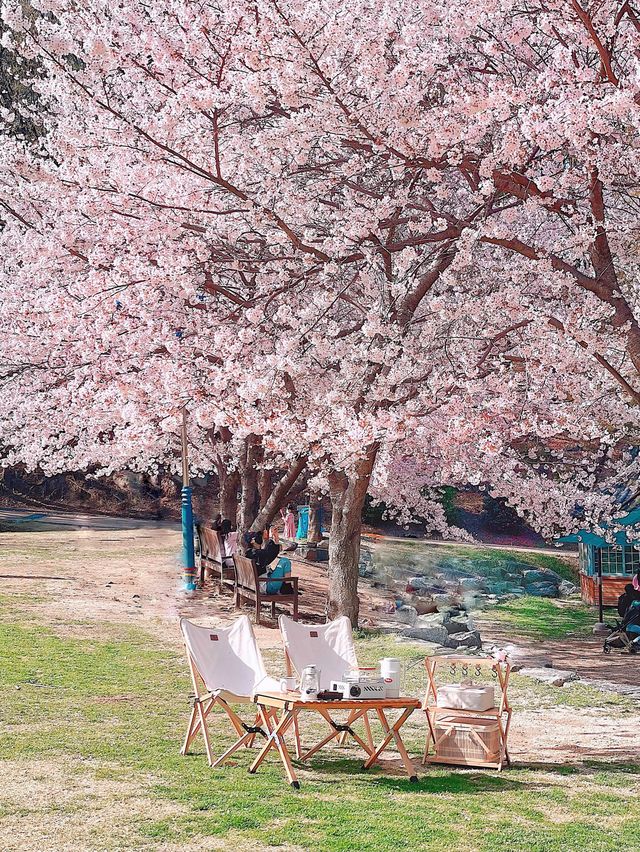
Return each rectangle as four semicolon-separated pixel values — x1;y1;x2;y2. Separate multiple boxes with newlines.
196;525;235;591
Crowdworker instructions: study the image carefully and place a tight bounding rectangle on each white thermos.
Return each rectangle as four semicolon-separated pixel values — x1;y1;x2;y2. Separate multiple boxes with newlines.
380;658;401;698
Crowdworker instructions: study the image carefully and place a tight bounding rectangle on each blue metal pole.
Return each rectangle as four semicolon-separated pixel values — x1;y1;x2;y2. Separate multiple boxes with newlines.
182;485;196;590
180;408;196;591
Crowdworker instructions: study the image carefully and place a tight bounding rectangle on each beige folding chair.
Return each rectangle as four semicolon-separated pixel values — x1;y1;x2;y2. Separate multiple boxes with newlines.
278;615;375;757
180;615;280;767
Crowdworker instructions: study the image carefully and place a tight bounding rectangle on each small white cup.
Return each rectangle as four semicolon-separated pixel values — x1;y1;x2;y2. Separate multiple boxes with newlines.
280;676;297;693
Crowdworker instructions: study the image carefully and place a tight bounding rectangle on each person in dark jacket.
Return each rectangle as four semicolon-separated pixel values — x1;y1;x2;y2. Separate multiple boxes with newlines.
245;528;296;594
246;529;281;576
617;575;640;617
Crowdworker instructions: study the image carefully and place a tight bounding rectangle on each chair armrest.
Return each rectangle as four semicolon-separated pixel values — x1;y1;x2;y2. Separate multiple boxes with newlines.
268;575;299;586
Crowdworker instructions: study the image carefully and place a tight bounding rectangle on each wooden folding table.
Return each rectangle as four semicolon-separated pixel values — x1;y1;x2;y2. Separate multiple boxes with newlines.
249;691;421;788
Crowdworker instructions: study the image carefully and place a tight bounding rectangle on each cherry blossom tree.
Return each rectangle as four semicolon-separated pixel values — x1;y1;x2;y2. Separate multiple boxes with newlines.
1;0;639;623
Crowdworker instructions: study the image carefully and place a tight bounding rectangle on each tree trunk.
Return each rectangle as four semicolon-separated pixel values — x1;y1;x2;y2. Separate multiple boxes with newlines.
210;425;239;526
258;469;272;511
218;468;239;525
249;456;307;534
307;494;323;544
327;445;378;627
237;434;260;543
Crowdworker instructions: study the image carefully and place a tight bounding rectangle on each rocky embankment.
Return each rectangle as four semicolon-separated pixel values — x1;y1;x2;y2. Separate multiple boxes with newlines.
361;549;578;651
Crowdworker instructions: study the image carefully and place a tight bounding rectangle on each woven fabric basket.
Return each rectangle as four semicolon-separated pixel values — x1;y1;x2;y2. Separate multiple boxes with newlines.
432;714;501;766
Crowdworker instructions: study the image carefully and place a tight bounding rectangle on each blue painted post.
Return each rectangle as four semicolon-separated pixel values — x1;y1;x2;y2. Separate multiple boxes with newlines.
182;485;196;591
181;408;196;591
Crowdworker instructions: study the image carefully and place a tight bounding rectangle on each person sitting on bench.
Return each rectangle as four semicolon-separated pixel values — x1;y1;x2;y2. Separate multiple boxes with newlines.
246;528;293;594
219;518;237;566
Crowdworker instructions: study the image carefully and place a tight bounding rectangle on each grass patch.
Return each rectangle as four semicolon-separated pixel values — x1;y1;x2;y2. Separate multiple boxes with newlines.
1;597;638;852
487;596;595;640
444;545;578;582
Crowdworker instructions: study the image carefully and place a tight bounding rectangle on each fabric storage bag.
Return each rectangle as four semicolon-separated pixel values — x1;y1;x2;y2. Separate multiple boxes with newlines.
436;683;495;712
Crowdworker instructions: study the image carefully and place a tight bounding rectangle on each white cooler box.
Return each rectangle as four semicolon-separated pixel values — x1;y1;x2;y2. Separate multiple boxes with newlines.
436;683;495;712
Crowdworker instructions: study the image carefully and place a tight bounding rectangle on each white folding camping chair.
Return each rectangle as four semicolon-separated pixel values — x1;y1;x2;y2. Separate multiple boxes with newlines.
180;615;280;767
278;615;375;757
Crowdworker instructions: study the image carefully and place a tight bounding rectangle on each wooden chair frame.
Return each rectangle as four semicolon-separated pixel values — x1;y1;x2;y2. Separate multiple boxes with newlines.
233;553;299;626
422;655;512;770
281;628;375;760
181;641;277;767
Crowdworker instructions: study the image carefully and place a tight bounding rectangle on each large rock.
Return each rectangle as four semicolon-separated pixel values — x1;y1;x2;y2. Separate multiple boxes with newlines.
433;593;456;610
445;615;470;634
458;576;486;592
519;667;579;687
414;612;448;629
395;605;418;626
407;576;431;592
558;579;579;597
447;630;482;649
485;581;511;596
525;581;560;598
401;625;450;645
523;568;561;585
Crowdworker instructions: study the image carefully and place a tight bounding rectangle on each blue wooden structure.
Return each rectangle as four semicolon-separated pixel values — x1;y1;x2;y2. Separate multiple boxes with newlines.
558;506;640;607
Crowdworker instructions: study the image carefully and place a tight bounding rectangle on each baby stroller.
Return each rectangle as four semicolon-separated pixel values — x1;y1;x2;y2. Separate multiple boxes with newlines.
603;599;640;654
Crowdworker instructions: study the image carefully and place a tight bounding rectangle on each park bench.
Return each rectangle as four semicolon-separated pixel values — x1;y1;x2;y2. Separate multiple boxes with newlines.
233;553;299;626
197;524;235;591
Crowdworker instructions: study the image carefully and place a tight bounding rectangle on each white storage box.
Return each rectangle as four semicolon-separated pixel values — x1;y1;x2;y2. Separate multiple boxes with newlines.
436;683;495;712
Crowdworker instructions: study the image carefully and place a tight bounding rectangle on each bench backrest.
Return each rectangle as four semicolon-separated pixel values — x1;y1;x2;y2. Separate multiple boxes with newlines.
198;525;223;564
233;553;259;594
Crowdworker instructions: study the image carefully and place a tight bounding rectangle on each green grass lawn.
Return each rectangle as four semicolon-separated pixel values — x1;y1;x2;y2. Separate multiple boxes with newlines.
440;546;578;582
487;596;596;640
2;596;639;852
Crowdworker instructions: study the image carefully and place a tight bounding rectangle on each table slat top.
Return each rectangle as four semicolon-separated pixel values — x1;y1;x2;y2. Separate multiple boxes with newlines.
254;691;421;711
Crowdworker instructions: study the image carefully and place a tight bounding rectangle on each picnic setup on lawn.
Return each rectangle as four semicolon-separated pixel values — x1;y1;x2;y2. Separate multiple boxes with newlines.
181;492;638;791
182;508;519;787
180;613;512;788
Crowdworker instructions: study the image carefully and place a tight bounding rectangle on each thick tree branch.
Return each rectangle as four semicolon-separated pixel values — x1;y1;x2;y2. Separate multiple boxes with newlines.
249;455;308;533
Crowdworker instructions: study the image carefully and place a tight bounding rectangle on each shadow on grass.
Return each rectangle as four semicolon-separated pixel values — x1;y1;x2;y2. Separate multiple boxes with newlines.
290;754;529;793
375;771;528;794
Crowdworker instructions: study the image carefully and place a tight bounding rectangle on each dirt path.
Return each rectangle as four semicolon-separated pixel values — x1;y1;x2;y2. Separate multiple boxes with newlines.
481;621;640;688
0;516;392;647
362;530;578;559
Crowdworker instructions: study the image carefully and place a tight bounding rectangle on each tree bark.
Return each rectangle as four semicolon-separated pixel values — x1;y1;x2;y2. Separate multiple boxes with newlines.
327;445;378;627
210;425;240;525
237;434;260;542
258;468;272;511
218;468;239;524
307;494;323;544
249;455;307;534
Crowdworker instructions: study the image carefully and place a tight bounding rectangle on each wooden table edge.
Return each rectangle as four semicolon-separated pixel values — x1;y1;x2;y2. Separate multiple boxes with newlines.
253;691;422;711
